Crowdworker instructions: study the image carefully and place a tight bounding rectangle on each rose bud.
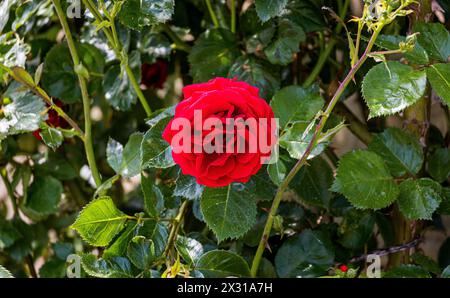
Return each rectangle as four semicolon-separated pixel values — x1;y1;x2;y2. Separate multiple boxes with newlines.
141;59;169;89
162;77;276;188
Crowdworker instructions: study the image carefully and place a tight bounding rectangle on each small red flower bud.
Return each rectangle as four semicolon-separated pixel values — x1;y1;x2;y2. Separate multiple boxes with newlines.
141;59;169;89
339;264;349;272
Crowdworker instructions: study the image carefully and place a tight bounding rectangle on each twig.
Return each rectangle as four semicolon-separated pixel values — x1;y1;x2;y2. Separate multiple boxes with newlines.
52;0;102;188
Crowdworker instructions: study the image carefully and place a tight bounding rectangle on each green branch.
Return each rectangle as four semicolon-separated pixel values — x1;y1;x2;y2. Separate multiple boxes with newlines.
205;0;219;28
52;0;102;188
250;27;383;277
82;0;152;117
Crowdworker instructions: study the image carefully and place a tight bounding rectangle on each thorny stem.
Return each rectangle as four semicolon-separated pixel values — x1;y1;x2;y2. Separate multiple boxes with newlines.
250;28;382;277
52;0;102;188
82;0;152;117
163;200;190;258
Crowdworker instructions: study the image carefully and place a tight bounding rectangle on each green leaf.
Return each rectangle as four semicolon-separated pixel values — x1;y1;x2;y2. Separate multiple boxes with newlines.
81;254;135;278
103;222;137;259
428;148;450;183
442;265;450;278
397;178;442;220
0;219;21;249
284;0;325;33
0;35;30;81
275;230;334;277
332;150;399;210
438;187;450;215
270;84;324;129
39;126;64;151
120;132;144;178
39;259;66;278
176;236;204;265
71;197;129;247
267;159;286;186
411;253;441;275
35;153;77;180
228;55;280;99
173;173;204;200
126;236;156;270
136;222;168;259
338;210;376;250
293;157;333;208
189;28;240;82
264;18;305;65
196;250;250;277
414;22;450;62
103;51;140;111
0;83;46;142
119;0;174;30
384;264;431;278
141;175;164;217
23;176;63;220
200;183;257;242
375;35;429;65
279;121;327;160
42;42;105;103
0;265;13;278
368;127;423;177
362;61;427;118
427;64;450;106
141;117;174;169
106;138;123;174
255;0;288;23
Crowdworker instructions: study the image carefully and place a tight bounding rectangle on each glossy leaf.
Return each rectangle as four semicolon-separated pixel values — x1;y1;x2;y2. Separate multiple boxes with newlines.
368;128;423;177
428;148;450;183
173;173;204;200
200;183;257;242
255;0;288;23
196;250;250;277
397;178;443;220
119;0;174;30
375;35;429;65
71;197;128;247
427;63;450;106
126;236;156;270
81;254;134;278
264;18;305;65
293;157;333;208
39;126;64;151
228;55;280;99
23;176;63;220
141;175;164;217
176;236;204;265
414;22;450;62
275;230;334;277
141;117;174;169
0;265;13;278
41;43;105;103
270;84;324;129
332;150;399;210
189;29;240;82
362;61;427;118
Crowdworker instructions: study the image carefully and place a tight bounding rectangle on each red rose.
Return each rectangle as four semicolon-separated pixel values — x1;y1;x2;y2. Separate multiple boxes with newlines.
162;77;276;188
33;99;69;141
141;59;169;89
339;264;348;272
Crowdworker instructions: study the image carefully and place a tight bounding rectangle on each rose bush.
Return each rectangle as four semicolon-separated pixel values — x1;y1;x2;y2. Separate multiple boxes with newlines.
0;0;449;280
